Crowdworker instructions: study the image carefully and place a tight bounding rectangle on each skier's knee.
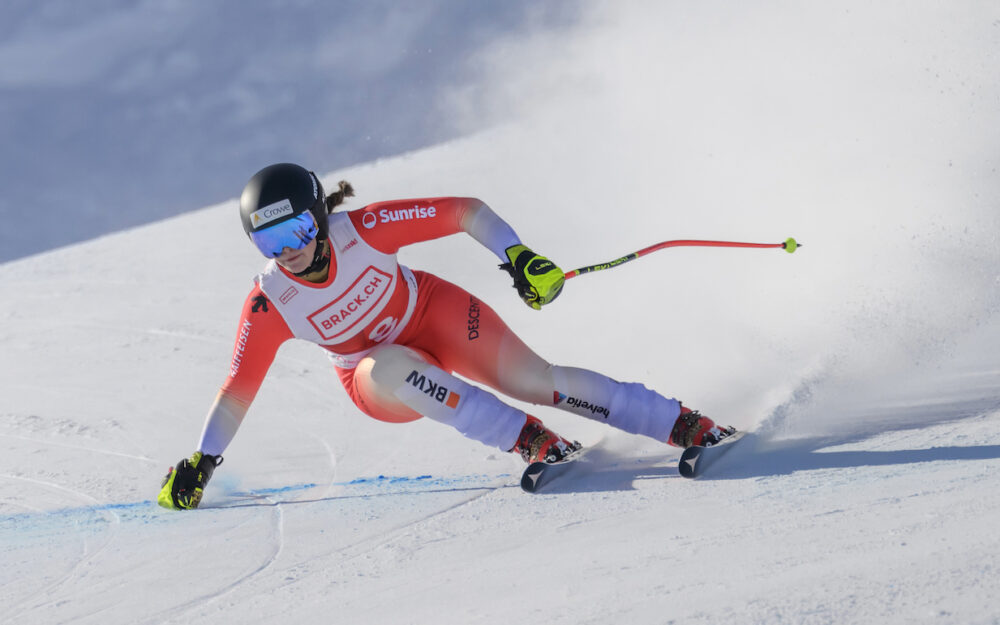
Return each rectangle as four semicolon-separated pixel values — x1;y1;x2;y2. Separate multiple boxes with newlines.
363;344;433;390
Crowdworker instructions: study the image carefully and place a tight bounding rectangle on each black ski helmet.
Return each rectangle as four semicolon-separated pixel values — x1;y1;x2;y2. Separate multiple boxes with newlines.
239;163;328;242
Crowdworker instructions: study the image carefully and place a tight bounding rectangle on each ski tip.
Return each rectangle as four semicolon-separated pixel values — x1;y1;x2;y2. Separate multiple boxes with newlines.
518;441;594;494
677;430;748;479
678;449;702;478
520;462;548;493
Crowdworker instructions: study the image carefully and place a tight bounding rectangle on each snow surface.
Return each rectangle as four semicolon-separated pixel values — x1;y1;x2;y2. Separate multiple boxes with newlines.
2;2;1000;624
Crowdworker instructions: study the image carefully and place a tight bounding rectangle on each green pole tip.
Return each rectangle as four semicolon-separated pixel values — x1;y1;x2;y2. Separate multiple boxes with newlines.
783;237;799;253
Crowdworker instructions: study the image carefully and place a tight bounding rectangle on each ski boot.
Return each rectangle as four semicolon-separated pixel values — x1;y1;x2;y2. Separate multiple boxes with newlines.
669;406;736;448
512;415;581;464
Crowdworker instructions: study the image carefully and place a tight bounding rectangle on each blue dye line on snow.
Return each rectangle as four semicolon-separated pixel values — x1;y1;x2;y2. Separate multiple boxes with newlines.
227;482;320;496
0;472;512;530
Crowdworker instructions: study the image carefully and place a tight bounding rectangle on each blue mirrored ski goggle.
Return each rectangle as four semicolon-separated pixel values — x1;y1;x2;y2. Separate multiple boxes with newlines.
249;212;319;258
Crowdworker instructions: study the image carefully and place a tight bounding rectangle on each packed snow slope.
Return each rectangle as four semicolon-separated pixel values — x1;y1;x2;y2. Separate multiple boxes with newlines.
2;2;1000;624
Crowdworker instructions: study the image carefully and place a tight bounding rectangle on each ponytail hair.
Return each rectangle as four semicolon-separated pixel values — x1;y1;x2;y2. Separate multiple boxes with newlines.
324;180;355;213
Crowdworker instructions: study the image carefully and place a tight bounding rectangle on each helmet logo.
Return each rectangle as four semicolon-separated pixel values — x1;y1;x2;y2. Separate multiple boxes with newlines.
251;199;294;228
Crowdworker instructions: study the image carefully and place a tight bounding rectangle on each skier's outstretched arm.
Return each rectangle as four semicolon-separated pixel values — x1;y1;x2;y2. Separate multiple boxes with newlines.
351;197;565;309
158;289;292;510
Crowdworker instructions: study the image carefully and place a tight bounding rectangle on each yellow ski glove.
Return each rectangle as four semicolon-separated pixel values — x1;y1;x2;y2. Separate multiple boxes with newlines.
157;451;223;510
500;244;565;310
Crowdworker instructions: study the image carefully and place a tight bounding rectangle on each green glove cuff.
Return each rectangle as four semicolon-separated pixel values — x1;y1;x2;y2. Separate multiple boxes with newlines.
504;244;531;265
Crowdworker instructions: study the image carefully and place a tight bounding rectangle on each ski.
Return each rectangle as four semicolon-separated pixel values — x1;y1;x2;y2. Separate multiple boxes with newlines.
678;431;747;479
520;447;589;493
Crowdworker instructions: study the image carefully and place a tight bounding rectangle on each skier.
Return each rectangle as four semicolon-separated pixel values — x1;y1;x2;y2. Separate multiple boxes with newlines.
158;163;734;509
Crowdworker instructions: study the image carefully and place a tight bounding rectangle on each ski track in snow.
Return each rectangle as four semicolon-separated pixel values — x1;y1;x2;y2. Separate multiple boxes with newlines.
0;432;156;464
148;491;287;625
0;474;122;624
175;476;515;624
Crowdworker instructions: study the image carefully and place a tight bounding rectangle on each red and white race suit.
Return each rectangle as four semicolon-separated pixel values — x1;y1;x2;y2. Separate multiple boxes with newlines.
197;198;681;456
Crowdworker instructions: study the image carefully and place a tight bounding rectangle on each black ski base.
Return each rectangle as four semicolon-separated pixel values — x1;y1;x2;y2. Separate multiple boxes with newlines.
678;431;746;479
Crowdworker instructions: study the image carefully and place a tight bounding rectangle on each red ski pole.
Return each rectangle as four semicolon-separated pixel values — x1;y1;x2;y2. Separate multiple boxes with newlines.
563;237;800;280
